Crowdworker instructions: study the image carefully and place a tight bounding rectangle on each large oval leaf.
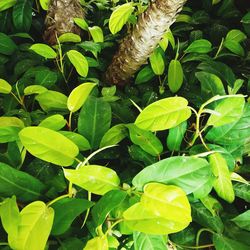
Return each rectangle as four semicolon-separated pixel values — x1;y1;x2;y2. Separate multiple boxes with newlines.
30;44;57;59
63;165;120;195
132;156;213;197
168;59;184;93
135;97;191;132
67;82;97;112
10;201;54;250
109;3;134;34
67;50;88;77
19;127;79;166
185;39;212;54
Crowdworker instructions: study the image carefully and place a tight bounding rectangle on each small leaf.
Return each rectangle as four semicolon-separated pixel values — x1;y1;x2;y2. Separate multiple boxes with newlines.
0;116;24;128
223;40;245;56
149;48;165;75
84;236;109;250
63;165;120;195
185;39;212;54
135;97;191;132
209;153;235;203
0;33;17;55
0;0;17;11
109;3;134;34
24;85;48;95
39;0;49;10
30;44;57;59
74;18;89;31
58;33;81;43
67;82;97;112
67;50;88;77
207;96;245;127
19;127;79;166
225;29;247;43
89;26;104;43
0;79;12;94
231;210;250;231
38;114;66;131
234;183;250;202
168;59;184;93
135;66;155;85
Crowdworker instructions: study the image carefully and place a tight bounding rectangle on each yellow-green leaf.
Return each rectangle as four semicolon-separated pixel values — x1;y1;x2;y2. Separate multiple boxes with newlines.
109;3;134;34
39;0;49;10
67;50;88;77
30;43;57;59
168;59;183;93
67;82;97;112
58;33;81;43
84;236;108;250
74;18;89;31
0;79;12;94
135;97;191;131
63;165;120;195
0;116;24;128
0;0;16;11
38;114;66;131
24;85;47;95
19;127;79;166
149;48;165;75
89;26;104;43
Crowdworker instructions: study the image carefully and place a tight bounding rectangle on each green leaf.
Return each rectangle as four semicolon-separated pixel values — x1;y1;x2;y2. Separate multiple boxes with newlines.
195;72;226;100
78;96;111;149
209;153;234;203
109;3;134;34
35;90;68;112
67;50;88;77
132;156;213;197
74;18;89;31
231;210;250;231
84;236;108;250
149;48;165;75
135;66;155;85
191;202;224;233
0;0;17;11
207;96;245;127
24;85;48;95
200;195;222;217
133;232;167;250
0;116;24;128
58;33;81;43
59;131;91;151
225;29;247;43
89;26;104;43
10;201;54;250
213;234;249;250
0;162;45;202
141;183;191;222
63;165;120;195
127;124;163;156
233;183;250;202
223;40;245;56
185;39;212;54
91;189;127;226
0;196;20;238
67;82;97;112
12;0;32;31
19;127;79;166
38;114;66;131
0;33;17;55
135;97;191;132
51;198;94;235
30;44;57;59
100;124;127;147
167;121;187;151
0;78;12;94
168;59;184;93
39;0;49;10
0;124;22;143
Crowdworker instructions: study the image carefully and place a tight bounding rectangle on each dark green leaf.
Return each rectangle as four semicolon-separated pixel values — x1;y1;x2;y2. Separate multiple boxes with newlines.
0;32;17;55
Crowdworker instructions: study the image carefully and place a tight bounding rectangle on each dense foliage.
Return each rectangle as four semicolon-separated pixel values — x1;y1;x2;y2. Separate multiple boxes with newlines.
0;0;250;249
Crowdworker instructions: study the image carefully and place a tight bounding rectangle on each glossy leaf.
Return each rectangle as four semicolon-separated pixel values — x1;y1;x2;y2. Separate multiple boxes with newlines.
233;183;250;202
0;0;17;11
74;18;89;31
167;121;187;151
185;39;212;53
51;198;94;235
133;156;212;196
19;127;79;166
231;210;250;231
0;78;12;94
24;85;48;95
223;40;245;56
30;44;57;59
10;201;54;250
0;33;17;55
109;3;134;34
127;124;163;156
63;165;120;195
200;195;222;217
38;114;66;131
67;50;88;77
78;96;111;149
100;124;127;147
225;29;247;43
91;189;127;226
84;236;108;250
58;33;81;43
39;0;49;10
168;59;183;93
0;162;45;202
135;97;191;132
67;82;97;112
135;66;155;85
149;48;165;75
89;26;104;43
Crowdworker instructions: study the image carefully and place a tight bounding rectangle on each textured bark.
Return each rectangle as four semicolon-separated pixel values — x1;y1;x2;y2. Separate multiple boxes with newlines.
43;0;84;45
105;0;187;86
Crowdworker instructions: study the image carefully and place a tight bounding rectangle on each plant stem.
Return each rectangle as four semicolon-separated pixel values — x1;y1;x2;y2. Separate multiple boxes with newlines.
104;219;124;236
196;228;215;246
47;194;69;207
81;192;91;228
68;111;73;131
214;38;224;59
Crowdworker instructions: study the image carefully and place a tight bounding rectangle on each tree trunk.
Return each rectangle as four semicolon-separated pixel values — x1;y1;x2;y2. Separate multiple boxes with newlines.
43;0;84;45
105;0;187;86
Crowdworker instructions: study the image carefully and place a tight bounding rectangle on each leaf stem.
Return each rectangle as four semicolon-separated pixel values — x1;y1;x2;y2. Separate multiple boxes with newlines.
81;192;91;228
196;228;215;246
104;219;124;236
214;38;224;59
47;194;69;207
